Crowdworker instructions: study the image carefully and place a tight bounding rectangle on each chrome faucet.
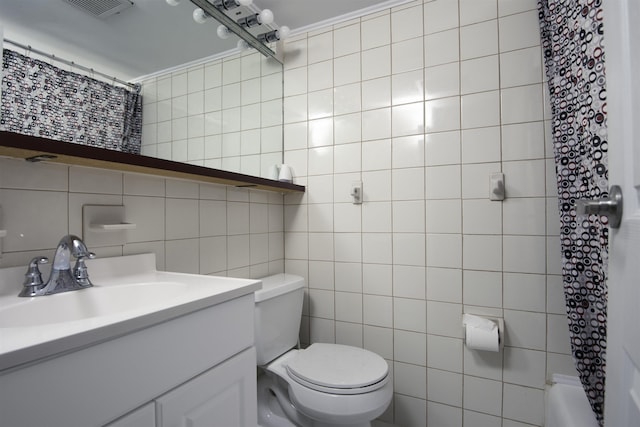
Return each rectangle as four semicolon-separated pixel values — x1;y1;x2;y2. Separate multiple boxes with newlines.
18;235;96;297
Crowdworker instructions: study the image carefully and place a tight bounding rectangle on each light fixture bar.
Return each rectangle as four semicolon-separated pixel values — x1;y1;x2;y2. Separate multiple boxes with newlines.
188;0;279;62
257;30;279;43
211;0;239;10
237;14;260;28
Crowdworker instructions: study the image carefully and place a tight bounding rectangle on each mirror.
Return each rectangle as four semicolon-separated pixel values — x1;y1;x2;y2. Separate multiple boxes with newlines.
137;44;284;180
0;0;285;183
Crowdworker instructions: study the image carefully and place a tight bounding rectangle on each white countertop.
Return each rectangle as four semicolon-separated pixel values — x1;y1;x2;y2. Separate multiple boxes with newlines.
0;254;261;372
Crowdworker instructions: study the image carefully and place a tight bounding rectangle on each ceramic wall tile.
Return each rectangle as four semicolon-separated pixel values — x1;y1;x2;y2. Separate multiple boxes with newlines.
499;10;541;52
395;362;427;400
460;0;497;26
362;46;392;80
502;384;544;426
460;20;499;60
424;29;459;67
426;267;462;303
165;238;199;273
361;15;391;50
391;5;423;43
463;376;503;416
427;403;462;427
428;368;462;406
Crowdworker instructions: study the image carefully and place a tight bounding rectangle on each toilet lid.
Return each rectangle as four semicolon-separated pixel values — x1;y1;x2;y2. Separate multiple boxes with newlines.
286;343;388;391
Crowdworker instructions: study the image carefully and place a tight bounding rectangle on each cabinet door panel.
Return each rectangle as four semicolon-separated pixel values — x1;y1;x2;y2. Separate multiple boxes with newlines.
157;347;257;427
105;403;155;427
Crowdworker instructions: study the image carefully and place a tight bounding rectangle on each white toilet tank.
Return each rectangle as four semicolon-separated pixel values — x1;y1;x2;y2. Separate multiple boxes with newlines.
254;273;305;365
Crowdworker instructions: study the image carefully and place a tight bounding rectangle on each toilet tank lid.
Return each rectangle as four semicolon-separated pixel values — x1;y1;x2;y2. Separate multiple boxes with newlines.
255;273;304;302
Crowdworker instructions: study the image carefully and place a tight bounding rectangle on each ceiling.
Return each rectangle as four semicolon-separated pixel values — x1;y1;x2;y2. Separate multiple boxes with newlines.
0;0;409;80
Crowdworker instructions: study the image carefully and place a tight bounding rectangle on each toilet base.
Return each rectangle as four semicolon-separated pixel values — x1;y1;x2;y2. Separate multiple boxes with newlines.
257;373;372;427
257;373;296;427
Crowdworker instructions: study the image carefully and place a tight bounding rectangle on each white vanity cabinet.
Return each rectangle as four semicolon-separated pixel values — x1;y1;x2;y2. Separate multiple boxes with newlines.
156;347;256;427
106;347;256;427
0;293;258;427
106;403;156;427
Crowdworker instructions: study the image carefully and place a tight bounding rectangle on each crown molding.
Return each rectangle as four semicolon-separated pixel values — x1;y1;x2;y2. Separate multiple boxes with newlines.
289;0;415;37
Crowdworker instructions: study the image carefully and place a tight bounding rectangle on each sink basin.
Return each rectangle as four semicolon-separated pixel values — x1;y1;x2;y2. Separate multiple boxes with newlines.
0;253;261;372
0;282;189;328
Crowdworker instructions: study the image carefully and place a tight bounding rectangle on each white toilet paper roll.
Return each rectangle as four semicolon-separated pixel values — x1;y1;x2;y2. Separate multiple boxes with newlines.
463;314;501;352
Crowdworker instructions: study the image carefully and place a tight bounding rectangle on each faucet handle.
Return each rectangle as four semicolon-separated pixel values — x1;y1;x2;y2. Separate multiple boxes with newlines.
19;257;48;297
73;253;95;288
24;257;48;286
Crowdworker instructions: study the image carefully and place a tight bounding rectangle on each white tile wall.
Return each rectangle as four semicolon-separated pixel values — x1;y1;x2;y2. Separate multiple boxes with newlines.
283;2;556;426
0;158;285;279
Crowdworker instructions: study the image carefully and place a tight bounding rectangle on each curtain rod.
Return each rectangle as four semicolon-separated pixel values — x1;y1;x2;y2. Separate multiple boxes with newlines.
3;38;138;90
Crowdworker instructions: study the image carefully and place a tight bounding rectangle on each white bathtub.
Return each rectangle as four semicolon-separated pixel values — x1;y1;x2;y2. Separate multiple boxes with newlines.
545;374;599;427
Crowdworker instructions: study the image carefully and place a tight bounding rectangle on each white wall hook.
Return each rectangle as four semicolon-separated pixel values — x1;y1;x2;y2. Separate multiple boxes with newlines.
351;181;363;204
490;172;505;201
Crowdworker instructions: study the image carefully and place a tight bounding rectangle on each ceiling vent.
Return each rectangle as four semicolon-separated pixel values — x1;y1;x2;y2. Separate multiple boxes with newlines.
62;0;134;18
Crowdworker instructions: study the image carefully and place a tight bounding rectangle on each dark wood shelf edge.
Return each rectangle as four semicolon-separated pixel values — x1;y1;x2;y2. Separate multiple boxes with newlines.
0;132;305;193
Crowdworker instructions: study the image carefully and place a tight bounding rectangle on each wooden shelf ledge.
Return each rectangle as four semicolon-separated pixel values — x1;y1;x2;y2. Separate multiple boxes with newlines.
0;131;305;194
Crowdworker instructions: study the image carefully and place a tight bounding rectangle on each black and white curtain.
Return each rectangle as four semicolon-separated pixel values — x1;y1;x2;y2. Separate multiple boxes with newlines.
1;49;142;154
538;1;608;425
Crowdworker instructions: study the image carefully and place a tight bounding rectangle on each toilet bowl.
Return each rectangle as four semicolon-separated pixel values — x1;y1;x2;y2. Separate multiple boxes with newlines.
255;274;392;427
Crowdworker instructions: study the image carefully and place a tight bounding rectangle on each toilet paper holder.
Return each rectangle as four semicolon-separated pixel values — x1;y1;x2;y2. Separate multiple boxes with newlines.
462;314;504;352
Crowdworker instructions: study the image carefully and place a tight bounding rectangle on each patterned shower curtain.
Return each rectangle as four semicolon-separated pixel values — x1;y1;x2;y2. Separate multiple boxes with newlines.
0;49;142;154
538;1;608;425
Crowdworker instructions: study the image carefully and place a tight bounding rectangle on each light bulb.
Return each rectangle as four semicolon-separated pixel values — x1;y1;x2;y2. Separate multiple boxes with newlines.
237;0;253;5
165;0;181;5
259;9;274;25
277;26;290;40
237;39;249;51
193;8;208;24
217;25;230;39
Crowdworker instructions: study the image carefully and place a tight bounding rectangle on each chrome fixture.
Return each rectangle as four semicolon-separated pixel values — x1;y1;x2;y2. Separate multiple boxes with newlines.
257;27;291;43
166;0;288;61
237;9;274;28
18;235;96;297
575;185;623;228
19;256;48;297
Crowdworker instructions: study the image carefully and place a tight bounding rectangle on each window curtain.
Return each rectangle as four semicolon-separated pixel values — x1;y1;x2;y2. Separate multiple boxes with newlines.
538;1;608;425
1;49;142;154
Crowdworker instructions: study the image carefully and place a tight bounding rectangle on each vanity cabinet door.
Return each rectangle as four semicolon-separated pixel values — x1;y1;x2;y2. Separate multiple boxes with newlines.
104;403;155;427
156;347;257;427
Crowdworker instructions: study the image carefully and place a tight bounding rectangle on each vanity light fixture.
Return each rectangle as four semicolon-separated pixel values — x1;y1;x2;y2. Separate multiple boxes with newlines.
212;0;253;10
217;24;231;39
257;26;290;43
210;4;288;44
237;9;274;28
167;0;252;6
192;7;209;23
168;0;287;60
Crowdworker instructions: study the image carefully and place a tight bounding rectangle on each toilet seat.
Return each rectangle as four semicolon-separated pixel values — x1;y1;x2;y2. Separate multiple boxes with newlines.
286;343;389;395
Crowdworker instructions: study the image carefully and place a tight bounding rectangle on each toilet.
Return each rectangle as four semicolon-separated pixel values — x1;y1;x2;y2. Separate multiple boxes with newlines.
255;273;393;427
